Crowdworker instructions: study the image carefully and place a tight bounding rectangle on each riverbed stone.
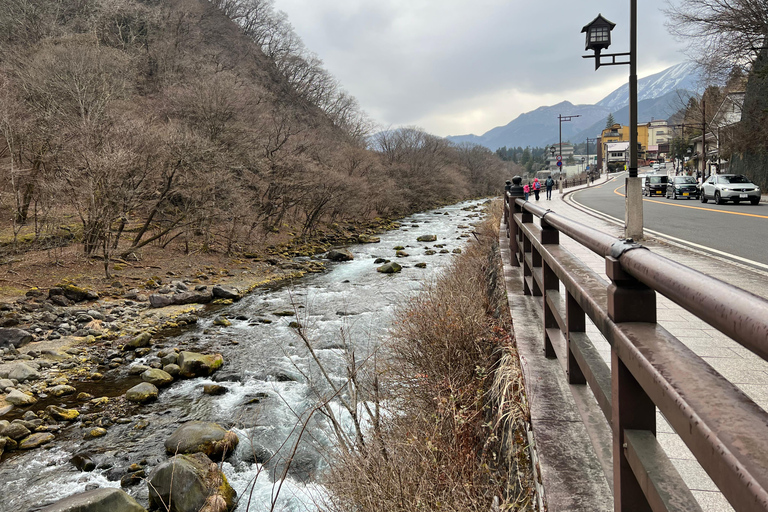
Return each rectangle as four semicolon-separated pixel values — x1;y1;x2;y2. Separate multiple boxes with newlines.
417;234;437;242
213;315;231;327
125;382;159;404
163;363;180;377
83;427;108;440
141;368;174;387
6;388;37;406
19;432;55;449
8;362;40;382
0;328;33;348
46;405;80;421
177;351;224;378
37;487;147;512
149;290;213;308
2;421;31;440
48;384;77;397
123;332;152;351
148;452;236;512
376;262;402;274
164;421;239;461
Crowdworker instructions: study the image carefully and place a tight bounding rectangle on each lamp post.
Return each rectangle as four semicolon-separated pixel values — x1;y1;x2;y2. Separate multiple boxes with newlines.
558;114;580;181
586;137;597;177
582;6;641;240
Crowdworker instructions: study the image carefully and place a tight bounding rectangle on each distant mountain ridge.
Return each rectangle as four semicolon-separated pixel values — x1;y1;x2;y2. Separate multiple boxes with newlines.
447;62;701;150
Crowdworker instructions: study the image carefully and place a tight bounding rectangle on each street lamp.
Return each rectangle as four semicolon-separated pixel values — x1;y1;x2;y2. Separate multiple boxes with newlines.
582;4;641;240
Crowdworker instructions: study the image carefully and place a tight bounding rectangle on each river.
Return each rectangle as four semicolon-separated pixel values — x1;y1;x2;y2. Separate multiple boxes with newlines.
0;199;489;512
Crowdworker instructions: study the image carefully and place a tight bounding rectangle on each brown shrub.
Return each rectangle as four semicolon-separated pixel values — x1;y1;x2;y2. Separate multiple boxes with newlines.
325;201;535;512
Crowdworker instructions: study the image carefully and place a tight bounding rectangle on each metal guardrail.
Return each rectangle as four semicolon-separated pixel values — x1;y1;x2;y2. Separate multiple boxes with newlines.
503;191;768;512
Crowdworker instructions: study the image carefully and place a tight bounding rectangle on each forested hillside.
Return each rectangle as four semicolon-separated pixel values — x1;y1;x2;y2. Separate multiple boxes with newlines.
0;0;514;271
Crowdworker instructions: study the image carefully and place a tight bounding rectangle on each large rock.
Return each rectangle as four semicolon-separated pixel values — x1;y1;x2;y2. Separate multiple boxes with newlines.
149;290;213;308
417;234;437;242
5;388;37;406
38;487;147;512
51;284;99;302
125;382;159;404
164;421;239;461
141;368;174;387
8;362;40;382
0;328;33;349
212;284;241;300
326;248;354;261
148;453;236;512
177;352;224;378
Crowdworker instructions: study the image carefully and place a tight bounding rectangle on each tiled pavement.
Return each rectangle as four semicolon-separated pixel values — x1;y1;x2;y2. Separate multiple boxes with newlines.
502;175;768;512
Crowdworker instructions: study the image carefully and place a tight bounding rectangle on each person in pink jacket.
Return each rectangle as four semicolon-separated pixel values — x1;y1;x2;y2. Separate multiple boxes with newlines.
523;182;530;200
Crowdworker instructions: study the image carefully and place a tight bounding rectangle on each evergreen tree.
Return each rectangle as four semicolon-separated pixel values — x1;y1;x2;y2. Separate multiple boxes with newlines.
605;113;616;129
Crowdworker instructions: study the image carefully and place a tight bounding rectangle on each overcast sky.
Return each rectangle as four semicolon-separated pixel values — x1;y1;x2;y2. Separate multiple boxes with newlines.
272;0;689;137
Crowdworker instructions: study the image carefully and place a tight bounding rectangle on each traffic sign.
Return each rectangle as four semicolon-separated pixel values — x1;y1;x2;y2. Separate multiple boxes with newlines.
556;155;562;162
557;161;562;167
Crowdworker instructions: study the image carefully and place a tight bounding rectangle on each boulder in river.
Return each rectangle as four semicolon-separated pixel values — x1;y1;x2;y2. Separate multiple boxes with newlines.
326;248;354;262
376;262;402;274
37;487;147;512
0;328;33;349
417;234;437;242
125;382;159;404
164;421;239;461
148;452;236;512
141;368;174;387
177;351;224;378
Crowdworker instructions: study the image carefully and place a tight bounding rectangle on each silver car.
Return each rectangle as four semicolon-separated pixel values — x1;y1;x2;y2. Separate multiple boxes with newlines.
700;174;761;205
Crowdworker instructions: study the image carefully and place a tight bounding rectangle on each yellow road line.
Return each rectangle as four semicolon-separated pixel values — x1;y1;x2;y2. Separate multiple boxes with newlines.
611;184;768;219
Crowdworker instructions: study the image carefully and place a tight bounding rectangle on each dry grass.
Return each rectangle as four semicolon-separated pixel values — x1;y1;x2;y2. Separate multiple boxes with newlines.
324;201;535;512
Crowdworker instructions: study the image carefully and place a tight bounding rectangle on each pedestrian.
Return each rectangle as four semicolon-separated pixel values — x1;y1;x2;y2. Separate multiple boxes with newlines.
545;175;554;199
523;182;530;200
533;178;541;201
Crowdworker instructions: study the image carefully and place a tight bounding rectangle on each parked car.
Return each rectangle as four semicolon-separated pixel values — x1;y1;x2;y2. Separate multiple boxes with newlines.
666;176;699;200
652;163;660;172
643;174;668;196
699;174;761;205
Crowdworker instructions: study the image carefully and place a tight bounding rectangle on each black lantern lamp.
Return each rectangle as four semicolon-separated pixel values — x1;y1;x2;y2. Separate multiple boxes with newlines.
582;14;625;70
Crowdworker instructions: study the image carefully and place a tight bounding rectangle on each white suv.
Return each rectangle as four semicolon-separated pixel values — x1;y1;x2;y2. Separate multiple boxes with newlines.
700;174;761;205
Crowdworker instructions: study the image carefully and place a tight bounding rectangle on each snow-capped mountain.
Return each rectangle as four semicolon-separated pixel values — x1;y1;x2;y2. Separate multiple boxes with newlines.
447;62;701;150
596;61;701;110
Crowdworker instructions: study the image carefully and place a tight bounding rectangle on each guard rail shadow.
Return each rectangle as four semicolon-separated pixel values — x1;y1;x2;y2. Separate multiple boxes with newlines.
503;191;768;512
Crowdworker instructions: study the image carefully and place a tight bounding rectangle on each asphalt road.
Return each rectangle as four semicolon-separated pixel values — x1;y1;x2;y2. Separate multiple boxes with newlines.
570;170;768;267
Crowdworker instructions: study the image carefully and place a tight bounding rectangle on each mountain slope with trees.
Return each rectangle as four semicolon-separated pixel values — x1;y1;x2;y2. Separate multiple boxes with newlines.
0;0;515;280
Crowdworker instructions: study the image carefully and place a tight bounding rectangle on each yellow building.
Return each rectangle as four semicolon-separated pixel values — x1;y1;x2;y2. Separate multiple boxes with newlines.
599;123;650;166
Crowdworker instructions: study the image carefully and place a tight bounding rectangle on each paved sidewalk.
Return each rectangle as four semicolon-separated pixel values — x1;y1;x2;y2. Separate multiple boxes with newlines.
506;175;768;512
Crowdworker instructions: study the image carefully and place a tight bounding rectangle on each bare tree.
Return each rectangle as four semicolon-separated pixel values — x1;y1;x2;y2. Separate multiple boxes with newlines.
665;0;768;81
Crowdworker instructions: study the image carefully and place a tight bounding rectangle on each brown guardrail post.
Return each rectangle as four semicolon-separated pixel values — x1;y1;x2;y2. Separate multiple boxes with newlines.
521;203;535;296
504;180;511;229
507;177;524;267
541;212;560;358
606;240;656;512
566;291;586;384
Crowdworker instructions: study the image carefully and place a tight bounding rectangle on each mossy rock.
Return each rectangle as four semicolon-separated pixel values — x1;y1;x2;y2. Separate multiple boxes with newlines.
415;262;427;268
417;235;437;242
392;245;405;250
377;262;402;274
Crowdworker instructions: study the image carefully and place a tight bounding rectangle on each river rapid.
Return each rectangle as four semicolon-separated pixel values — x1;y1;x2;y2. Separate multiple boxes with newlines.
0;199;489;512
